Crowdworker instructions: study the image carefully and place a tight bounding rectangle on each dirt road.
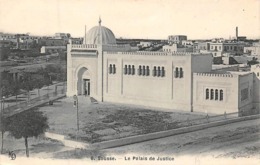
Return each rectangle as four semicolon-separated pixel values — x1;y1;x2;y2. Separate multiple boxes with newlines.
105;118;260;159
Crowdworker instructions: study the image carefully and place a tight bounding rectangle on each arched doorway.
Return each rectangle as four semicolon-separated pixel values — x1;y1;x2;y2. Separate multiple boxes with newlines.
77;67;91;96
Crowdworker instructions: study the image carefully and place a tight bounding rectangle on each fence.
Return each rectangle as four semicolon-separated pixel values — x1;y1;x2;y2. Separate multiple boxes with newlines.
2;85;66;117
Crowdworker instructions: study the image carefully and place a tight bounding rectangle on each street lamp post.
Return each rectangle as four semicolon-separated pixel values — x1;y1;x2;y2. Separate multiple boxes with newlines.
73;95;79;131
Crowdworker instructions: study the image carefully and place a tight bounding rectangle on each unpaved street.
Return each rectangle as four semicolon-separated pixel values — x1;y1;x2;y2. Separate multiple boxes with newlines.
105;118;260;159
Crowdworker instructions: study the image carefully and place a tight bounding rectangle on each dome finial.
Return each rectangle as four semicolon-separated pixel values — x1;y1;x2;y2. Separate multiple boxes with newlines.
99;16;102;25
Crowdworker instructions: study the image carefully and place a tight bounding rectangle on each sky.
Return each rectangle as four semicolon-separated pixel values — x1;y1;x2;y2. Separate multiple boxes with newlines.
0;0;259;40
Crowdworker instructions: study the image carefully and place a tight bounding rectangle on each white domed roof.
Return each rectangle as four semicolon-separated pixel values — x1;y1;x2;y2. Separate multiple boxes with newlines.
84;26;116;45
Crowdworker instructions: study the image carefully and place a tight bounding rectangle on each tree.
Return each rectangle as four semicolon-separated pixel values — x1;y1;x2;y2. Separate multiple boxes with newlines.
20;72;34;102
10;80;21;104
0;116;8;154
6;110;49;157
32;76;45;96
0;47;10;61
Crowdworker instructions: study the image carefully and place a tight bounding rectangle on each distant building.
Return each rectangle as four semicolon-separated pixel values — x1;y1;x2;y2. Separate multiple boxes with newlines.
209;41;245;57
168;35;187;44
237;36;247;41
162;44;177;52
40;46;66;54
0;40;12;47
244;41;260;56
37;38;67;46
181;40;193;46
197;42;210;52
70;38;84;44
54;33;71;39
138;41;152;47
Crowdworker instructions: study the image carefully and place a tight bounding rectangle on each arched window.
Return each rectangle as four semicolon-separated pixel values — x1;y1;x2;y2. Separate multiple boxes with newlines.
210;89;214;100
180;67;184;78
206;88;209;100
128;65;131;75
146;66;149;76
175;67;179;78
132;65;135;75
138;65;142;75
161;67;165;77
215;89;218;100
142;66;146;76
152;66;157;76
157;67;161;77
124;65;127;75
112;64;116;74
220;90;223;101
109;64;112;74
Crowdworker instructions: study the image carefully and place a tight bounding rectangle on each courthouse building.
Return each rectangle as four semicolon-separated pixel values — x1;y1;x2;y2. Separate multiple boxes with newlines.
67;19;260;115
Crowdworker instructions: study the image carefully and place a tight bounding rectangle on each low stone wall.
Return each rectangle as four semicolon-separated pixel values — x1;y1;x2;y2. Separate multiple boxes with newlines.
92;114;260;149
45;114;260;150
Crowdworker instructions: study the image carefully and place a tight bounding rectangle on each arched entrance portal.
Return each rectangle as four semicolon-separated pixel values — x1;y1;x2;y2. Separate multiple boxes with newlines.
77;67;91;96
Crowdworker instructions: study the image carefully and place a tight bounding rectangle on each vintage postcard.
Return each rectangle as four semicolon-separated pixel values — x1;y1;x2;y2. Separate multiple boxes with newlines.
0;0;259;164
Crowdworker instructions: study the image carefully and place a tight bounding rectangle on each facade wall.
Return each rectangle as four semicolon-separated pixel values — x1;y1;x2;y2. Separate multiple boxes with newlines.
67;42;258;115
66;44;99;98
102;52;213;112
193;73;239;114
251;64;260;109
102;52;197;111
237;73;254;113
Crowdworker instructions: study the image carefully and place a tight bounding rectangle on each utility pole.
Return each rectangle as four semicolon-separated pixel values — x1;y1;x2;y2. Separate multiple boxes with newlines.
73;95;79;131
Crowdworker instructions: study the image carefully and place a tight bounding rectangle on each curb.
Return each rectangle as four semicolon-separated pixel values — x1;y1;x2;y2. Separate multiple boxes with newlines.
45;114;260;150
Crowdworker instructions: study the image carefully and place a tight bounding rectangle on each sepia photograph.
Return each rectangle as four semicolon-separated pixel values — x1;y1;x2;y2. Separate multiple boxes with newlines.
0;0;259;164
